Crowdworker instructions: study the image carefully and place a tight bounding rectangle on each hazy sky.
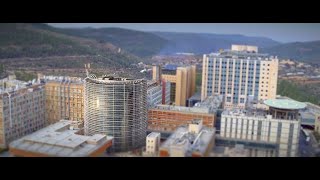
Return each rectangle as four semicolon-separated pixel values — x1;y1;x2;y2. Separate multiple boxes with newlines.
48;23;320;43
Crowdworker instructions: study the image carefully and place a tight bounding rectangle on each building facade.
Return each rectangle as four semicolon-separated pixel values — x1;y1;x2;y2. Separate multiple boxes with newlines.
84;75;147;152
152;66;162;82
145;132;160;156
162;79;171;105
201;45;278;109
147;80;170;108
148;104;216;133
0;80;46;148
162;65;196;106
220;99;305;157
147;81;163;109
44;76;84;125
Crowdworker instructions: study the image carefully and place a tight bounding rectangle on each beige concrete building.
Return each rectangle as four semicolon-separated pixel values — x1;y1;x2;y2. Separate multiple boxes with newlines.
152;65;162;83
43;76;84;125
144;132;160;156
161;65;196;106
0;79;46;148
9;120;113;157
202;45;278;109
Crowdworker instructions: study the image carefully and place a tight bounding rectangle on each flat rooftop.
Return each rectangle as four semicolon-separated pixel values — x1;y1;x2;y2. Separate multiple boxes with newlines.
147;132;160;138
152;104;211;114
207;50;273;60
9;120;113;157
194;95;223;111
163;64;178;71
160;126;215;156
264;99;306;110
86;75;145;85
43;76;83;84
0;78;41;94
222;109;268;118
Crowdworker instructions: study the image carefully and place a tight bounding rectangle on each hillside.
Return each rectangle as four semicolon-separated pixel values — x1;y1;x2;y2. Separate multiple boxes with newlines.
261;41;320;63
152;32;281;55
277;79;320;105
50;27;169;58
0;23;141;69
43;25;281;57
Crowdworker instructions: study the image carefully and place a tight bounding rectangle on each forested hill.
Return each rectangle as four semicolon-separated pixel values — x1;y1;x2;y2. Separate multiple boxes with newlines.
0;23;141;68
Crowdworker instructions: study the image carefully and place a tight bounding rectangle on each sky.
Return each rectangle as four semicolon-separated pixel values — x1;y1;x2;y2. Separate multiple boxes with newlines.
48;23;320;43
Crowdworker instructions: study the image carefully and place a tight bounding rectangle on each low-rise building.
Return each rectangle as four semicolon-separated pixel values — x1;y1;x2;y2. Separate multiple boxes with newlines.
9;120;113;157
159;120;215;157
220;99;305;157
143;132;161;157
148;105;216;133
148;95;222;133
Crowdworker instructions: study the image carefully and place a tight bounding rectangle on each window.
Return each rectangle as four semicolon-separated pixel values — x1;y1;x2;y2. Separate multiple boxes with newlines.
240;98;245;103
227;97;231;102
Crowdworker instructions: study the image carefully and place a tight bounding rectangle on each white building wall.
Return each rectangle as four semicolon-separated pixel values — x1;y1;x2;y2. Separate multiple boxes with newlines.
146;132;161;155
220;114;300;157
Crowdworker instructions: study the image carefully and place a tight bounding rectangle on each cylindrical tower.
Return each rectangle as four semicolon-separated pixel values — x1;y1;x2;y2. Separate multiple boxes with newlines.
84;75;147;152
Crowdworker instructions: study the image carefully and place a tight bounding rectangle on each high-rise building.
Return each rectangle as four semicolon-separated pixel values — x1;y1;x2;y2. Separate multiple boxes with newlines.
147;81;162;108
9;120;113;157
220;99;305;157
201;45;278;109
159;119;215;157
161;79;171;105
152;65;162;83
147;80;170;108
161;65;196;106
44;76;84;124
84;75;147;152
0;79;46;148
